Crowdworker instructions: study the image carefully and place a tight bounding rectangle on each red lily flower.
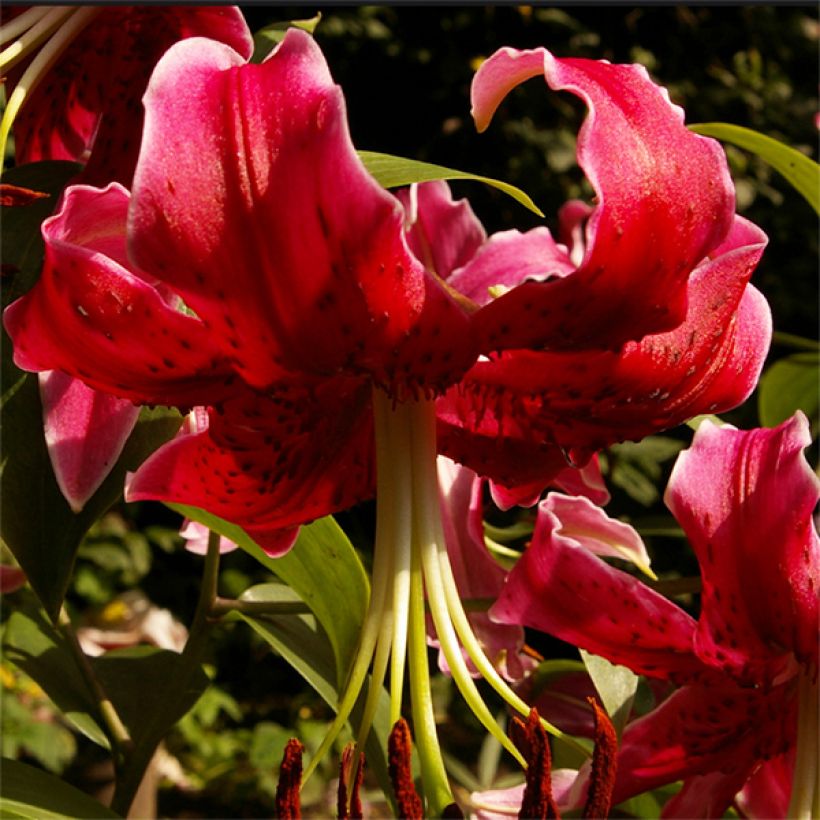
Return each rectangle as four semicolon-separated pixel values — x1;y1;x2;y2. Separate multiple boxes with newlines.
2;5;253;185
492;413;820;817
2;32;777;807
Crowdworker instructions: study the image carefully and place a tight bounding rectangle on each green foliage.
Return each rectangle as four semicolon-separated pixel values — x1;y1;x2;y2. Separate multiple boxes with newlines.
0;758;119;819
604;436;686;507
359;150;544;215
758;352;820;434
691;122;820;213
250;12;322;63
579;650;639;740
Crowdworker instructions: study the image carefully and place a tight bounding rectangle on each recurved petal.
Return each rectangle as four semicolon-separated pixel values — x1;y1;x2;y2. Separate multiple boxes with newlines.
470;47;735;352
438;215;770;479
665;412;820;684
40;370;140;512
130;30;475;397
491;494;703;680
611;682;790;815
3;185;236;407
398;181;487;280
126;378;375;554
13;6;253;185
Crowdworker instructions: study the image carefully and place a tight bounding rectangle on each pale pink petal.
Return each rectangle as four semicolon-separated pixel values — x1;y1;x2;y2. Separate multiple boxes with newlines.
179;520;237;555
665;412;820;684
398;181;487;280
491;494;702;680
39;370;140;512
434;457;536;682
557;199;593;267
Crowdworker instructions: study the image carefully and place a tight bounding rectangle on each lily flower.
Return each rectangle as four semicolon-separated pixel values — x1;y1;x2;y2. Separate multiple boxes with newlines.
3;32;773;810
0;5;252;183
492;413;819;817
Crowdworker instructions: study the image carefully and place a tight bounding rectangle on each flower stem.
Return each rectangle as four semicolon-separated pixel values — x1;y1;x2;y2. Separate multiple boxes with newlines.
0;7;53;48
57;606;133;767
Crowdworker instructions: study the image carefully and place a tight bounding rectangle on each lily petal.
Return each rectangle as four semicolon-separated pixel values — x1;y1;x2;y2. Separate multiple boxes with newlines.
12;6;253;185
437;215;770;482
491;494;703;680
399;181;487;280
127;378;374;554
4;184;236;406
665;412;820;685
130;30;475;397
40;370;140;512
470;47;735;352
612;681;791;815
435;457;535;681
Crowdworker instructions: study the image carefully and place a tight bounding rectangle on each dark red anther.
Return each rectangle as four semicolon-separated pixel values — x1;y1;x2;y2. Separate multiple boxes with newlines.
517;708;560;819
274;738;304;819
337;742;365;819
582;698;618;819
388;718;424;819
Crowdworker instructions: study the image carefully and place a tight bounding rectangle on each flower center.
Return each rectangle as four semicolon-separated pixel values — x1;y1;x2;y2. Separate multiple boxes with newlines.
303;388;581;814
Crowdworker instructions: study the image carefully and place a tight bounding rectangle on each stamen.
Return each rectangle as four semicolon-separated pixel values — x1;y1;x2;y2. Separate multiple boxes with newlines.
515;709;561;819
0;7;53;48
337;743;365;820
274;738;304;820
0;6;76;72
388;718;424;819
582;698;618;819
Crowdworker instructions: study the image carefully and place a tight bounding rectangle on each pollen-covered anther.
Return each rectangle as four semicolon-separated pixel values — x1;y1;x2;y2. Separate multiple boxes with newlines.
513;708;561;819
583;697;618;819
388;718;424;819
337;742;365;820
274;737;303;820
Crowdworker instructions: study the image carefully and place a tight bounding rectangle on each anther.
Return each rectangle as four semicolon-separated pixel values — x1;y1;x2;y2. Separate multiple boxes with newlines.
388;718;424;819
274;738;304;819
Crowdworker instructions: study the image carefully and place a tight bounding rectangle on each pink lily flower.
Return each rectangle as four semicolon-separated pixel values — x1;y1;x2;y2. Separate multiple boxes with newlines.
492;413;819;817
2;32;776;804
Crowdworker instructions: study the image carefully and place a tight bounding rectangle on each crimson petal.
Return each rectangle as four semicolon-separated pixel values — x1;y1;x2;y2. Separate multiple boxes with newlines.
130;30;475;397
126;378;375;552
437;215;770;481
470;47;735;351
3;185;236;407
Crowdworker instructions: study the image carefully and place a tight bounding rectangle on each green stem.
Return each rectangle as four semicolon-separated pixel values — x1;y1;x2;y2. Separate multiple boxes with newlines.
110;530;222;815
57;607;133;767
0;6;52;47
210;597;312;617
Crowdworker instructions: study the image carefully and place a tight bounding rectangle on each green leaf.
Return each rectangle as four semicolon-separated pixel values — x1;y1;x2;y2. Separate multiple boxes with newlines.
689;123;820;214
168;508;369;688
2;604;209;753
758;352;819;433
1;165;182;619
0;758;120;819
358;150;544;216
234;585;393;807
251;13;321;63
579;649;639;740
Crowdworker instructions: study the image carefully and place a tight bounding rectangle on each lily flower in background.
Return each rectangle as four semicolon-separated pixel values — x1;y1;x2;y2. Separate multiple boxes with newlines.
0;5;252;183
3;31;774;810
492;413;819;818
